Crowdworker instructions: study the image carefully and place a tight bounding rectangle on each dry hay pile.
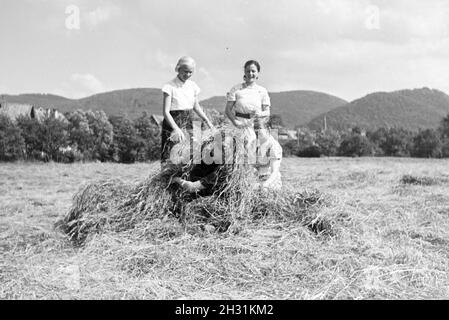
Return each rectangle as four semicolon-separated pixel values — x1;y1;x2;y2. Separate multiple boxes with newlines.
56;131;334;246
400;174;439;186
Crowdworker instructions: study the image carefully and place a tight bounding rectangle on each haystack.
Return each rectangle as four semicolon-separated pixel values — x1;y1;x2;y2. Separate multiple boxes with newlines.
56;129;333;245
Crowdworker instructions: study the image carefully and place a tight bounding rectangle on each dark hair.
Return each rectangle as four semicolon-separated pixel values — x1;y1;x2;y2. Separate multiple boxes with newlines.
244;60;260;72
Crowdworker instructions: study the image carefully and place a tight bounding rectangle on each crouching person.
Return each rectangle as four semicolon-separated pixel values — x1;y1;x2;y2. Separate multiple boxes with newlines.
171;131;236;195
172;127;283;194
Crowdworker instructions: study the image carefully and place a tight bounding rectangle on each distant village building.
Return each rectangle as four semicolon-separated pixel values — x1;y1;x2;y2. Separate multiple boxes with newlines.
349;127;367;136
0;102;68;123
0;102;37;122
35;108;68;123
278;128;298;141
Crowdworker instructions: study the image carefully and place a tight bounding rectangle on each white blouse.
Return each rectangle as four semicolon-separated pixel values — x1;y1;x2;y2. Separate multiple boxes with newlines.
162;77;200;111
227;83;271;116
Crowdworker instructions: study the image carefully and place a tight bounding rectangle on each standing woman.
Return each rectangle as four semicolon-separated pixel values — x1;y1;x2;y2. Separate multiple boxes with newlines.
225;60;271;161
161;56;214;168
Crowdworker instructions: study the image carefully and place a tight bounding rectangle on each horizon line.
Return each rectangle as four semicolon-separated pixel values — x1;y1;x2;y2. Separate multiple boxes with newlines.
1;86;446;104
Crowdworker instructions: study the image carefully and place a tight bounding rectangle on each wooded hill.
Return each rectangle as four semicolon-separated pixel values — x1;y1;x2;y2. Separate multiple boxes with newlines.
200;90;348;128
1;89;163;119
2;89;347;128
307;88;449;131
4;87;449;131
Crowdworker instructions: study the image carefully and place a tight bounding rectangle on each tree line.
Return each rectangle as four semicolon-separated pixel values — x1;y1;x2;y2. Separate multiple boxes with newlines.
0;110;160;163
1;110;449;162
279;114;449;158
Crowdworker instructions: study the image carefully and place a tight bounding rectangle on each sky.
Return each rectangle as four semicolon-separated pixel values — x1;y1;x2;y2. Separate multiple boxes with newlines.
1;0;449;102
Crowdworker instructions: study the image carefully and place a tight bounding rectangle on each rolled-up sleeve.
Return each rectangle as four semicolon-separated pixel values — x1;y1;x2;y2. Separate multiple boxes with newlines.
261;89;271;106
162;84;173;96
226;85;238;102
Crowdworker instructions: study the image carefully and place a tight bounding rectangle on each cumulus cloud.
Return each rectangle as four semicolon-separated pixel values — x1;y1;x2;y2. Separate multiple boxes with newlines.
144;50;176;71
198;67;211;79
70;73;106;96
3;0;449;101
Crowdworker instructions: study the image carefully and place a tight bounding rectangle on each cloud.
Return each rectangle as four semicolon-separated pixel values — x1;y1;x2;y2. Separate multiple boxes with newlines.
4;0;449;102
84;4;121;28
144;50;176;71
198;67;211;79
268;36;449;100
70;73;106;97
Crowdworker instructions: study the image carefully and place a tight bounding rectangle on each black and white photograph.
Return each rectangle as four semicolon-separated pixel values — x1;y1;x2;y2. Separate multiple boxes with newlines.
1;0;449;304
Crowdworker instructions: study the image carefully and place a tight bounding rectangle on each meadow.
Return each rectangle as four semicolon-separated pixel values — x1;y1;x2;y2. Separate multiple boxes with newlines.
1;157;449;299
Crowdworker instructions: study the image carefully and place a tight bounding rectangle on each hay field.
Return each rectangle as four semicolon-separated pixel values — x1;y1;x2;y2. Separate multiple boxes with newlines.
1;158;449;299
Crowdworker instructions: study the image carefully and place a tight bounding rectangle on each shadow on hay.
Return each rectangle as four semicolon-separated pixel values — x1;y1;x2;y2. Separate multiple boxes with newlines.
55;164;334;246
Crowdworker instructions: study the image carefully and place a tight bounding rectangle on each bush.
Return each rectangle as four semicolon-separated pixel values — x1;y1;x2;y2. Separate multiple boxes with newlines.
66;110;95;160
279;139;300;157
441;138;449;158
338;132;375;157
438;113;449;158
16;116;42;159
411;129;442;158
297;145;321;158
368;127;414;157
315;130;341;156
295;128;320;157
0;115;25;161
86;111;114;162
109;115;140;163
56;146;85;163
439;113;449;140
39;116;70;161
134;113;161;161
366;128;387;156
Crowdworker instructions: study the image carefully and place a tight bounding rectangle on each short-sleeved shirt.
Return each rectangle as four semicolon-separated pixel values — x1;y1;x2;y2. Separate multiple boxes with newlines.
226;83;271;115
226;83;271;145
162;77;200;111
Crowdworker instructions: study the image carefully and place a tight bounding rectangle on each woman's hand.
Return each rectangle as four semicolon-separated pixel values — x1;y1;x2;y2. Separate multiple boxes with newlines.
207;122;216;131
209;125;219;136
233;119;247;129
170;128;186;143
174;178;205;193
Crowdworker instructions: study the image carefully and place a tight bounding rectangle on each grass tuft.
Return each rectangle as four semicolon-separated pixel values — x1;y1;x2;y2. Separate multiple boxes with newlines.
400;174;440;186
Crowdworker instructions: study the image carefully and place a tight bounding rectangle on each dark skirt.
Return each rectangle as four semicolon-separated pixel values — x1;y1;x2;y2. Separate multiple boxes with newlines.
161;109;194;163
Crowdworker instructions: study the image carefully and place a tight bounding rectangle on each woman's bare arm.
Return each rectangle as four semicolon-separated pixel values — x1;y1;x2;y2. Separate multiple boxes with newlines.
225;100;245;128
163;93;184;141
193;96;214;129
